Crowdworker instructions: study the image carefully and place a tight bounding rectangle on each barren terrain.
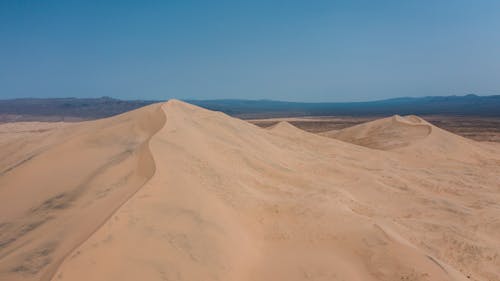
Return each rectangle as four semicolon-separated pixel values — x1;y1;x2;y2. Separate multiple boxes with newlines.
1;101;499;281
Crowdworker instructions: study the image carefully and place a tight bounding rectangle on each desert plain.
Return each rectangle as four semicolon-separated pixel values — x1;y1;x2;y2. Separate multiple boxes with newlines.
1;100;500;281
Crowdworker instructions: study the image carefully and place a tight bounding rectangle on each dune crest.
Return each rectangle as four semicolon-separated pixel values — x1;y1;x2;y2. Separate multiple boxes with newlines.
1;101;500;281
267;121;299;131
267;121;322;139
0;103;166;281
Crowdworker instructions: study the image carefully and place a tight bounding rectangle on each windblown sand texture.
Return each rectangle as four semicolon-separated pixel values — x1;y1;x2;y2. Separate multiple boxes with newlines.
1;100;499;281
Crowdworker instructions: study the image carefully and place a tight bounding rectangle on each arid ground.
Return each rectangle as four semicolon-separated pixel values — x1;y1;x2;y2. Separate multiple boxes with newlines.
1;101;499;281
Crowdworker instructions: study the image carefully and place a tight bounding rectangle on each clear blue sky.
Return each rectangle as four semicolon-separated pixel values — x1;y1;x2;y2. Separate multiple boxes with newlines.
1;0;500;102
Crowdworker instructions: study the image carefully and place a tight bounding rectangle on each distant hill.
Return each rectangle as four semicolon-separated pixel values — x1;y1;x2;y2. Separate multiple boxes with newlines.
1;94;499;122
0;97;157;122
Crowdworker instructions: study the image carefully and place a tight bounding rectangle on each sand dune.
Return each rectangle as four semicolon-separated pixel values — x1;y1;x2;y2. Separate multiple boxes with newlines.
0;104;165;281
320;115;432;150
1;100;499;281
321;115;491;163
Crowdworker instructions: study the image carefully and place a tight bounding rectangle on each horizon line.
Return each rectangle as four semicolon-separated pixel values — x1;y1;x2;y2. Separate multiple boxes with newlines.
1;93;499;104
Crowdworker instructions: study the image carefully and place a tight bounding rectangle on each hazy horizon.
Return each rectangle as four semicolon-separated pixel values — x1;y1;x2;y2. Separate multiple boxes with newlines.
0;93;497;103
2;1;500;102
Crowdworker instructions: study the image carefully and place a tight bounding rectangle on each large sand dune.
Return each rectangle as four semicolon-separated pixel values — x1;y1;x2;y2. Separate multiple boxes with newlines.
1;100;499;281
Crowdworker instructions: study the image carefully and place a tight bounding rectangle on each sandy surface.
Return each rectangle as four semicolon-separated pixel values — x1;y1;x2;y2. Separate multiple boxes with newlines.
1;100;500;281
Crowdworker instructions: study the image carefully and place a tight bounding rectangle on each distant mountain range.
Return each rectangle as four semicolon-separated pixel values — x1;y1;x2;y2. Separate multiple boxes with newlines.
189;94;500;118
1;94;499;122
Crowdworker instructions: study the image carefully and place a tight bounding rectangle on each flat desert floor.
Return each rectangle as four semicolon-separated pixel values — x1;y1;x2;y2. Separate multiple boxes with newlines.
1;100;499;281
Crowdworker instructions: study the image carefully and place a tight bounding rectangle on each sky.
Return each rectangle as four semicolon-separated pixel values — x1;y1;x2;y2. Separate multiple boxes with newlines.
1;0;500;102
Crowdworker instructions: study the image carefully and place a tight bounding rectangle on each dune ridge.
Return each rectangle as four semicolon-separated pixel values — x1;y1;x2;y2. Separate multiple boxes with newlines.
0;103;166;281
1;100;500;281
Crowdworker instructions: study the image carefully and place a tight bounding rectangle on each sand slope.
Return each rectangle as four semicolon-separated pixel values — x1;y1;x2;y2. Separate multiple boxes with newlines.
1;101;500;281
0;104;165;281
321;115;492;163
320;115;432;150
